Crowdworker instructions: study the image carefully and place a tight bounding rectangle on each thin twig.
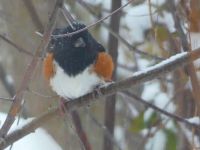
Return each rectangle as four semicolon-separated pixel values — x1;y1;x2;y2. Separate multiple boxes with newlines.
61;6;75;29
1;48;200;149
27;88;57;98
0;97;13;102
123;91;196;130
52;0;134;38
22;0;44;32
0;34;34;57
58;100;86;150
84;108;122;150
0;0;63;138
70;111;91;150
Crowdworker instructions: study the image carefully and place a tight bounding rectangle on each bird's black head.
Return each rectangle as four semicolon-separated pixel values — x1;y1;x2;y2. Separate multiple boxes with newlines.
50;22;105;76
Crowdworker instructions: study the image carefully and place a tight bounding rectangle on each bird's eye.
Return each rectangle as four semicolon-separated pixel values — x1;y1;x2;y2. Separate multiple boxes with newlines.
74;37;86;48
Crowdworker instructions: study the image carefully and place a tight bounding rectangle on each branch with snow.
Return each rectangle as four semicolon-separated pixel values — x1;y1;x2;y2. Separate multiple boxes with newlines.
1;47;200;149
186;117;200;126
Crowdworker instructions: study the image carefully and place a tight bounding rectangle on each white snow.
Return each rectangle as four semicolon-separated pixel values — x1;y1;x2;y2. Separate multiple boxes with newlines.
124;4;152;43
126;102;139;117
186;116;200;125
124;2;175;43
165;120;177;132
84;0;102;5
145;130;166;150
149;0;166;6
137;58;153;70
190;33;200;50
0;112;62;150
180;124;200;148
140;127;157;137
154;93;175;114
114;126;126;150
142;81;160;101
5;75;14;85
144;108;154;122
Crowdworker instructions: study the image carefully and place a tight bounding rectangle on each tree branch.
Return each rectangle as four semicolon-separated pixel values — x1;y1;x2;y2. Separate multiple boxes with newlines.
123;91;196;128
70;110;92;150
0;0;63;137
22;0;44;33
103;0;121;150
1;48;200;149
0;34;34;57
84;109;122;150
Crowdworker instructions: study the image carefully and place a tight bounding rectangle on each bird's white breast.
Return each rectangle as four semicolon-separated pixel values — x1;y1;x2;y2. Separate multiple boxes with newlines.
50;61;103;99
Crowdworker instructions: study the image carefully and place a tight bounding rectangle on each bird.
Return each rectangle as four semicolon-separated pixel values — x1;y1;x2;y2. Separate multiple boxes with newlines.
43;22;114;100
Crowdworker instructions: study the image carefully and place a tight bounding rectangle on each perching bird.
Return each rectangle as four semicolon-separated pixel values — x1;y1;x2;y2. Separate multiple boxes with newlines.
43;22;114;99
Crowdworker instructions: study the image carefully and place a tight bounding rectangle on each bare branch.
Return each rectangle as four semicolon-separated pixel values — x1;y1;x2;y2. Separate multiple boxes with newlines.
61;6;76;29
70;110;92;150
0;34;34;57
84;108;122;150
103;0;121;150
0;0;63;137
0;97;13;102
1;48;200;149
22;0;44;32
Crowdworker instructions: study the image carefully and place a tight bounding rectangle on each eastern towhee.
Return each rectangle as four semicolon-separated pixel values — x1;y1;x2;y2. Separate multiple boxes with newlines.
43;22;114;99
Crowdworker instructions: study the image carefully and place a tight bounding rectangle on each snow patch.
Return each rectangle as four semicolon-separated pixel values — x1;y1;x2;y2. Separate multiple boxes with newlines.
0;112;62;150
186;117;200;125
180;124;200;148
142;82;160;101
144;108;154;122
145;130;166;150
114;126;126;149
124;2;176;43
5;75;14;85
